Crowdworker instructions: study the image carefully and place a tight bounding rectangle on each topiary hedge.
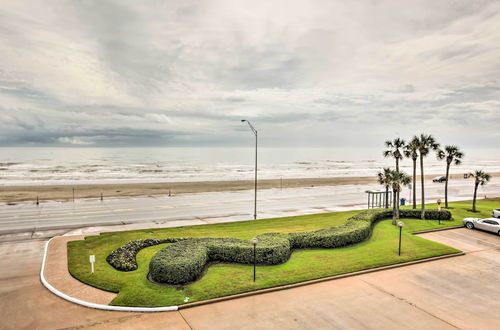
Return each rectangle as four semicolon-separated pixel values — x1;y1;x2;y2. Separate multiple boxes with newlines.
106;238;183;271
107;209;452;284
149;233;291;285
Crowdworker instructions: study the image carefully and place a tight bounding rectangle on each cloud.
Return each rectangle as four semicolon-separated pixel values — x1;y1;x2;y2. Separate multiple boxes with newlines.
57;136;94;145
0;0;499;148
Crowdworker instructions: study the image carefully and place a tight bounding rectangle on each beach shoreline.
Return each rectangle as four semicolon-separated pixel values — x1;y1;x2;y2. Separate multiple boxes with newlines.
1;172;499;203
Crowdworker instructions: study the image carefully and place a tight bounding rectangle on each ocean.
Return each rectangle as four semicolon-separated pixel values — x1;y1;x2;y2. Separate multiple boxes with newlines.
0;147;499;186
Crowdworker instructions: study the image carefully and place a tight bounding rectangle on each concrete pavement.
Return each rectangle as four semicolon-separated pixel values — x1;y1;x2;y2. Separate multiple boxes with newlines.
1;227;500;329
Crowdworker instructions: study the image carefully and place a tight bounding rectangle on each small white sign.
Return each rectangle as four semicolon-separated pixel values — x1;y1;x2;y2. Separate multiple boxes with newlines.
90;254;96;273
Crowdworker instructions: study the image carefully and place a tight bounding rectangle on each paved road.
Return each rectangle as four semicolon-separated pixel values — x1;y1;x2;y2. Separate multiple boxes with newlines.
1;179;497;235
1;228;499;329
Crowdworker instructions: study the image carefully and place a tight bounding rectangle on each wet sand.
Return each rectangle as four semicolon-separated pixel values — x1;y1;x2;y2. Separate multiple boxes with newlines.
1;173;498;203
0;176;375;203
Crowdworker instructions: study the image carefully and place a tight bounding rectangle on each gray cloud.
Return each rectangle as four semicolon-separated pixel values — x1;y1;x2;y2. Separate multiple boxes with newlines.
0;0;499;148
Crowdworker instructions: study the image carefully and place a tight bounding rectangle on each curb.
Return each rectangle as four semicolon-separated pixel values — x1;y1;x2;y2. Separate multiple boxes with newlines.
40;237;178;312
412;225;464;235
178;251;465;309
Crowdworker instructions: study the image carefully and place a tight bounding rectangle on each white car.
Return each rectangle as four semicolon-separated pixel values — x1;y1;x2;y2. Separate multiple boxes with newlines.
463;217;500;236
493;209;500;218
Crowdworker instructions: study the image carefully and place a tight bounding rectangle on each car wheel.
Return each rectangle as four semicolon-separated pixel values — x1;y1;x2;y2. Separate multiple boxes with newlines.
498;231;500;237
465;222;474;229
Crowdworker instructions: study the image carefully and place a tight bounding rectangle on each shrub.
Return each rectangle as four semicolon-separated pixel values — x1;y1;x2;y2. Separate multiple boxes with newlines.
149;239;209;284
107;209;452;285
106;238;182;271
149;233;291;285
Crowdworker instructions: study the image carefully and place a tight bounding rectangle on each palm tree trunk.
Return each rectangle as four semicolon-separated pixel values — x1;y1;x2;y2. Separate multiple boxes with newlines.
412;158;417;209
472;182;478;212
385;185;389;208
396;189;400;220
420;155;425;219
396;158;399;172
445;162;450;208
392;187;397;225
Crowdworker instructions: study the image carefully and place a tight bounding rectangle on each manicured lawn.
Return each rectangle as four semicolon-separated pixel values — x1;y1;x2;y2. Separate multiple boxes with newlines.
67;198;499;307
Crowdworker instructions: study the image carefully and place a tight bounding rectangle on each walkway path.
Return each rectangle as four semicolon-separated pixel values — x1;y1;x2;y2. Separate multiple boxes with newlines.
43;235;116;305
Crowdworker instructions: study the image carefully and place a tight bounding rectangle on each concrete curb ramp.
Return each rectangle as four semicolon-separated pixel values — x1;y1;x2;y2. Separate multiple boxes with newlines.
40;231;465;312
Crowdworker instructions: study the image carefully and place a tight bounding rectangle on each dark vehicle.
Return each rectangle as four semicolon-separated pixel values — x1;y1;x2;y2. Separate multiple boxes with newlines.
432;176;447;183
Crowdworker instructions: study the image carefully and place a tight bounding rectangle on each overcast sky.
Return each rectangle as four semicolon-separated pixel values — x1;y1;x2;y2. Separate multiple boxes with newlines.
0;0;499;149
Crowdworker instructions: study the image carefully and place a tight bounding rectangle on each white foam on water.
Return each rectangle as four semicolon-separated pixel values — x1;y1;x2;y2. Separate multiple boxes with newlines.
0;147;499;186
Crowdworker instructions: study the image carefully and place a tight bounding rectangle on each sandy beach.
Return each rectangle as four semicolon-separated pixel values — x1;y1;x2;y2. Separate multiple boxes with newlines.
2;173;499;203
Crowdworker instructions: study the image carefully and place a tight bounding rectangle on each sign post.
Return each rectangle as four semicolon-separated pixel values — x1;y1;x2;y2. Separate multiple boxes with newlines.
90;254;95;274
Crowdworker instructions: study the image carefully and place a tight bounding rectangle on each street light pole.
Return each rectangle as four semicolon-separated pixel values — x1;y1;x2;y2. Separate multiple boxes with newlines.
241;120;258;220
397;221;404;256
252;237;258;282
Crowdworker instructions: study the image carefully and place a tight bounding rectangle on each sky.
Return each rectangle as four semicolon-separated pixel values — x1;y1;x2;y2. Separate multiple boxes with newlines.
0;0;499;149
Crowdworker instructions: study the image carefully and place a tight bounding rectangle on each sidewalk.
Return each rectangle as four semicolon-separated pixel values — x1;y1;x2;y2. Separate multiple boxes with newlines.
43;235;116;305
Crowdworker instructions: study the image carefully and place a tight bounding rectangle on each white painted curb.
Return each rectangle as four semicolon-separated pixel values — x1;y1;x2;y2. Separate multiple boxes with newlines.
40;236;178;312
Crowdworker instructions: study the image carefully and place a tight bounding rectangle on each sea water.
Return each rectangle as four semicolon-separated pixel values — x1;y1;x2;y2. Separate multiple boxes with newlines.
0;147;498;186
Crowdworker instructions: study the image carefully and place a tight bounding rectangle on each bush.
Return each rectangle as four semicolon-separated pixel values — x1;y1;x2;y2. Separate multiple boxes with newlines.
107;209;452;285
106;238;182;271
290;209;376;249
149;233;291;285
149;239;209;284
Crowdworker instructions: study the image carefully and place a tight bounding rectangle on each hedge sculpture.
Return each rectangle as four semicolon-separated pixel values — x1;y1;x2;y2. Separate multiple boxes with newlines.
106;209;451;285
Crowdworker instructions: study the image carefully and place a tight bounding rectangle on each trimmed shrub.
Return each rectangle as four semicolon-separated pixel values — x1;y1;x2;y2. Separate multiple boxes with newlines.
107;209;452;285
289;209;451;249
149;233;291;285
149;239;209;284
106;238;182;271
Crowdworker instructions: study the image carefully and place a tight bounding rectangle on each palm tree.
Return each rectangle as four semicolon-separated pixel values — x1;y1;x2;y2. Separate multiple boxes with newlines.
415;134;440;218
404;137;419;209
470;170;491;212
437;145;464;208
388;169;412;224
383;138;406;171
377;168;392;208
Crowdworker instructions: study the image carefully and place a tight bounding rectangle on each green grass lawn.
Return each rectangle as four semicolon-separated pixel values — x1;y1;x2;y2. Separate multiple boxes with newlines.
67;198;499;307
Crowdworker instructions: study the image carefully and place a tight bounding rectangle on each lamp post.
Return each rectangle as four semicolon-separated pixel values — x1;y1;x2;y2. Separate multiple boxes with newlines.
252;237;258;282
241;119;258;220
437;199;442;224
397;221;404;256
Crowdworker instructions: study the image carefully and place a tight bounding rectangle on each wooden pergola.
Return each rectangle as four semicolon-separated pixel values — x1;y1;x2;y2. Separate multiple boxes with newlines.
365;189;392;209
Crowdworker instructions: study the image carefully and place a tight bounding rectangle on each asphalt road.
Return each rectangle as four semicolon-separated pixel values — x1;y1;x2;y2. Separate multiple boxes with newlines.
0;179;498;235
1;228;499;329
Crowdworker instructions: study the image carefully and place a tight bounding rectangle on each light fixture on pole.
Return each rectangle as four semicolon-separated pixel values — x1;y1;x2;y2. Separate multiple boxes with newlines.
397;221;404;256
241;119;258;220
252;237;258;282
437;199;442;224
